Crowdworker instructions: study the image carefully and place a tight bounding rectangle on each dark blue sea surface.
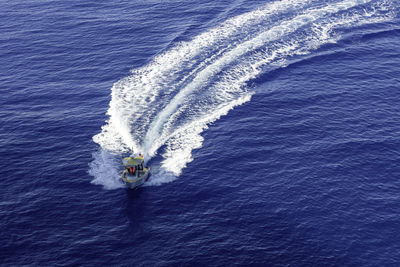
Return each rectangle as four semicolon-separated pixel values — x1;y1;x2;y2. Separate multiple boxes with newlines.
1;0;400;266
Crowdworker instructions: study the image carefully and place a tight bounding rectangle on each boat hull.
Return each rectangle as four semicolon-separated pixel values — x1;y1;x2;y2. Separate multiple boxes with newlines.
121;168;150;189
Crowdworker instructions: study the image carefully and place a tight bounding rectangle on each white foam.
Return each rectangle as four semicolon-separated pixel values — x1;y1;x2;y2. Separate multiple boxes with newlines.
89;150;125;190
90;0;394;189
142;0;380;157
93;0;312;154
160;94;253;176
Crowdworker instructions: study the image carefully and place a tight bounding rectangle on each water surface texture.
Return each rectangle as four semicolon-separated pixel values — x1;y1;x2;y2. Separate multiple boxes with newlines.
1;0;400;266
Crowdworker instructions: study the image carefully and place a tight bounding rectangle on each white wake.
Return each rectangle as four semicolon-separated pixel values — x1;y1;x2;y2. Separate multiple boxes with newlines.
89;0;394;189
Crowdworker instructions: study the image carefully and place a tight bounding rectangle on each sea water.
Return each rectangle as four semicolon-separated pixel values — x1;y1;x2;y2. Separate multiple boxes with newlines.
1;0;400;265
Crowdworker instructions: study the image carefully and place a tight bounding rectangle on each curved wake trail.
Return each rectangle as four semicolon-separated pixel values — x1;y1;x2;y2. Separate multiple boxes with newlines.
90;0;395;189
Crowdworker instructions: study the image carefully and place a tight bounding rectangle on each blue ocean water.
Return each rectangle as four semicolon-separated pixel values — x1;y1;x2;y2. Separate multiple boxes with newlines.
1;0;400;265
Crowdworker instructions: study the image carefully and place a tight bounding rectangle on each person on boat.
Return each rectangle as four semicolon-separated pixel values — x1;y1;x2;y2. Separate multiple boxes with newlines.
128;166;135;174
136;153;144;170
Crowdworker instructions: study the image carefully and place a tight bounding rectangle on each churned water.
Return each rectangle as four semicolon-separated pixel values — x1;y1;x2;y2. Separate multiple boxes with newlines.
1;0;400;266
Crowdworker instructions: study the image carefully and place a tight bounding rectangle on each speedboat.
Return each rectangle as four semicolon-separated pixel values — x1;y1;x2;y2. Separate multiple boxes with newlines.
121;155;150;189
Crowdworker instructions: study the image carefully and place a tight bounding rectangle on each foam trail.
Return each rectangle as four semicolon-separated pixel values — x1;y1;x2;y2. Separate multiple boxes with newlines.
142;0;377;157
89;150;124;189
93;0;313;154
90;0;395;188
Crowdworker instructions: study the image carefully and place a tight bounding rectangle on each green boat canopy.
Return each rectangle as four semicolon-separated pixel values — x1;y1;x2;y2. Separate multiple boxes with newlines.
123;157;144;167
